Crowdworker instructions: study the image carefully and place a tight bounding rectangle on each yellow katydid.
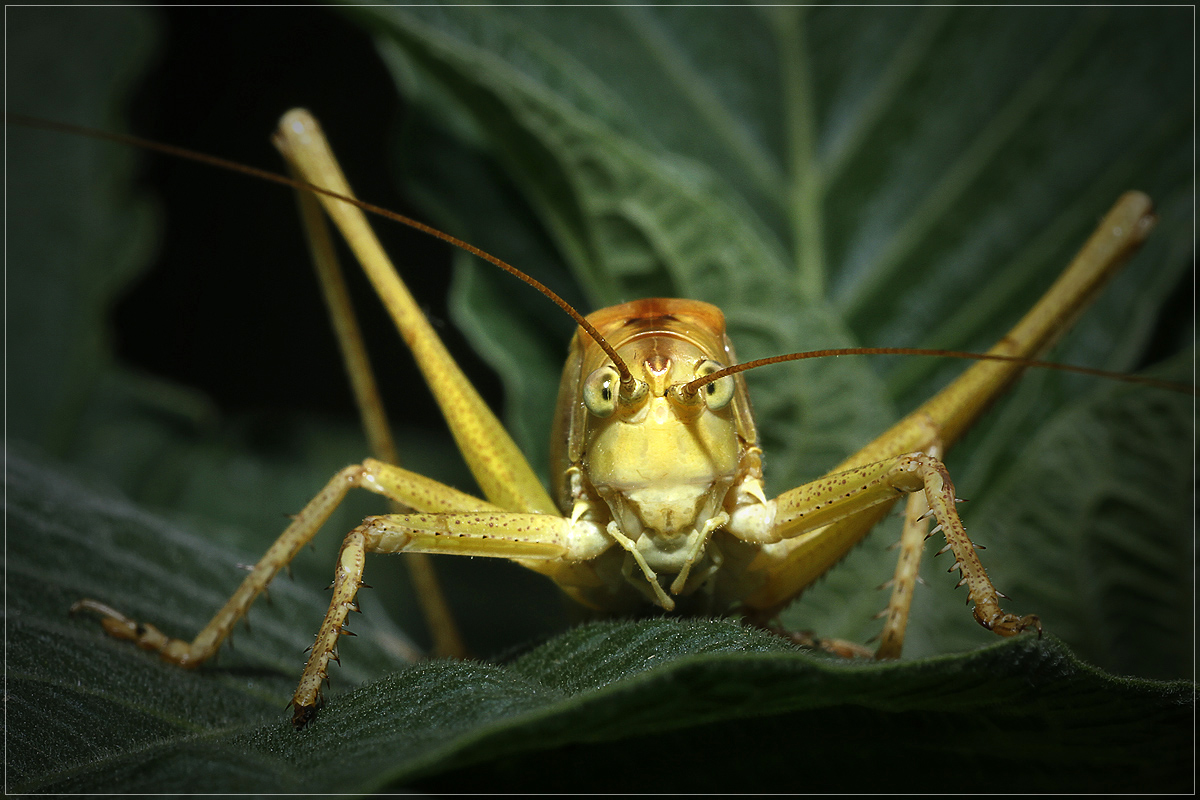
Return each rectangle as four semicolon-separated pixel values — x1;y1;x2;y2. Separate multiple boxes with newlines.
44;109;1183;728
7;4;1190;738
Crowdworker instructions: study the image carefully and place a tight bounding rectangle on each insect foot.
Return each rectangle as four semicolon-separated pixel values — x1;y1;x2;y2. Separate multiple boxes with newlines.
69;599;200;667
975;607;1042;638
290;694;324;731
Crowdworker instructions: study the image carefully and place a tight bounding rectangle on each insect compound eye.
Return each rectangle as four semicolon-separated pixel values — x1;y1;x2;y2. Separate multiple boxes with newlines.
582;365;621;418
695;359;735;410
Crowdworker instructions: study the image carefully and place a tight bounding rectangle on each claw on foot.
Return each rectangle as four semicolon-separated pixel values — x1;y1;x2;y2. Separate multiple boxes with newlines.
291;698;321;731
976;607;1042;638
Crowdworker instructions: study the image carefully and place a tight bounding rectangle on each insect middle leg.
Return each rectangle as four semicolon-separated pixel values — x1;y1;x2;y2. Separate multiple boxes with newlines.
871;488;935;660
70;459;509;668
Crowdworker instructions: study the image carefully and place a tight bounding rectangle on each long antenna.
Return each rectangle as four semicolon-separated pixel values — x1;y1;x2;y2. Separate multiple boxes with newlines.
12;114;1191;400
681;347;1197;396
5;112;636;388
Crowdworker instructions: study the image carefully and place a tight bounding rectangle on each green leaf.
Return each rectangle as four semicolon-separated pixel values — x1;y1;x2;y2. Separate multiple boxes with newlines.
6;4;1194;793
7;453;1194;792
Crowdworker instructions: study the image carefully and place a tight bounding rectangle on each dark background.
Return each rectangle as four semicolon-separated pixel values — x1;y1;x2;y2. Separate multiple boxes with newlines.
117;7;501;431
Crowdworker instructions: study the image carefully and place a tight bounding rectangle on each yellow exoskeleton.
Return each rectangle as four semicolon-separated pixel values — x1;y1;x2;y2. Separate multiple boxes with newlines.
61;110;1182;729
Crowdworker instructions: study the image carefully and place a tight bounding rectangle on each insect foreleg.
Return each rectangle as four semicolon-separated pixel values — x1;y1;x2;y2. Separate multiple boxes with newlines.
291;508;610;728
729;451;1037;648
292;523;371;729
868;440;1041;659
898;454;1039;639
